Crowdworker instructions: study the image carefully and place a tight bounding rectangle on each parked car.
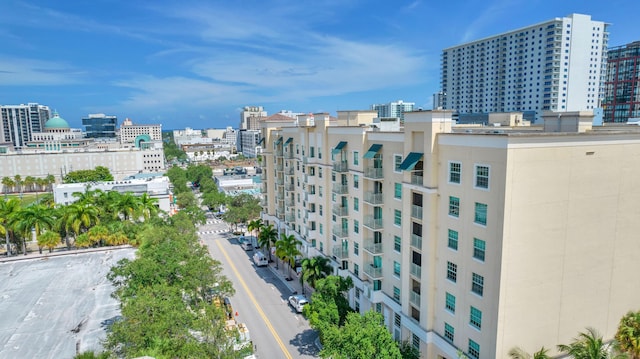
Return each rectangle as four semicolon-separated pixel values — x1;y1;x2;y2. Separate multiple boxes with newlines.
253;252;268;267
288;294;309;313
239;237;253;251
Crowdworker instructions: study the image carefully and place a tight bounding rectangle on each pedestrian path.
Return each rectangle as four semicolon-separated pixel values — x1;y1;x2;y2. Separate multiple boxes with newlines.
198;229;228;235
205;220;224;225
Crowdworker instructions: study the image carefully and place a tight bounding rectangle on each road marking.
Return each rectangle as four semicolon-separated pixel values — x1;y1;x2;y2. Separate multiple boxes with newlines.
215;241;293;359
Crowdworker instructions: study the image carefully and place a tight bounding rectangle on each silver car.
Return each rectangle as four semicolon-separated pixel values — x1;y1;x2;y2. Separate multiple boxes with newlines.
288;294;309;313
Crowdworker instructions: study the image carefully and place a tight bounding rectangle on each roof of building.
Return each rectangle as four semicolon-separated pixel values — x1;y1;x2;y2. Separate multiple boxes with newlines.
44;112;70;129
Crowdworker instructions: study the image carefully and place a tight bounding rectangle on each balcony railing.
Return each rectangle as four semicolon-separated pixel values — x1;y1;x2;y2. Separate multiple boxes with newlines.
275;148;283;157
364;263;383;279
410;263;422;279
332;226;349;239
364;191;383;205
364;167;384;179
285;183;294;191
411;234;423;249
332;204;348;217
332;183;349;194
410;291;421;307
284;152;295;159
363;238;383;254
285;213;295;222
411;172;423;186
276;210;285;220
411;205;423;220
364;216;384;230
286;197;294;206
333;161;348;172
285;167;294;175
332;245;349;259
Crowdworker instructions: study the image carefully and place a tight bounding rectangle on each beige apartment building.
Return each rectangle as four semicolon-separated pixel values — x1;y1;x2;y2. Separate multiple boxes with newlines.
259;110;640;358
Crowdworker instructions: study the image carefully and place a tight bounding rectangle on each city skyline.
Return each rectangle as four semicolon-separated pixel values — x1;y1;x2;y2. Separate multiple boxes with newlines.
1;0;639;129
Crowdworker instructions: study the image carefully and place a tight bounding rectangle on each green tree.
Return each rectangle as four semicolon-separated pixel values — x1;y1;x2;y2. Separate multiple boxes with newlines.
275;233;301;280
38;230;61;253
23;176;35;193
0;198;21;255
138;193;160;220
247;218;263;239
616;310;640;359
112;192;141;221
75;233;92;248
14;175;22;197
305;275;354;330
257;224;277;262
300;255;332;293
63;166;114;183
13;204;56;255
65;203;100;239
398;340;421;359
166;166;189;193
508;346;551;359
87;225;110;247
558;327;624;359
320;310;402;359
45;174;56;192
2;176;15;196
176;191;197;209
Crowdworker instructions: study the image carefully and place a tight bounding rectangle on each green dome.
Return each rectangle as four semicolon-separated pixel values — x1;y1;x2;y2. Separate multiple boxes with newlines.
44;112;70;129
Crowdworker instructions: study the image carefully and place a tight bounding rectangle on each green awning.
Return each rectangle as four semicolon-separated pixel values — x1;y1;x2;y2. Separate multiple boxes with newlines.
283;137;293;145
331;141;347;155
257;137;265;145
274;136;283;145
363;144;383;159
399;152;424;171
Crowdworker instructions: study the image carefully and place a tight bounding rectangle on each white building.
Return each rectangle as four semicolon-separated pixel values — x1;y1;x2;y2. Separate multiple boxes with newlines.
371;100;415;122
119;118;162;144
240;106;267;130
0;103;51;148
53;176;172;212
442;13;608;123
237;130;261;158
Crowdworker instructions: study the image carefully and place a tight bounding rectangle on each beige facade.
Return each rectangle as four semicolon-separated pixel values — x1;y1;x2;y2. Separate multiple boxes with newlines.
119;118;162;144
260;110;640;358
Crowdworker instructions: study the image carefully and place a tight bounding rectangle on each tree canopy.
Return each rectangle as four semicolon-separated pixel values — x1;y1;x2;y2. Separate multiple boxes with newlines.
63;166;114;183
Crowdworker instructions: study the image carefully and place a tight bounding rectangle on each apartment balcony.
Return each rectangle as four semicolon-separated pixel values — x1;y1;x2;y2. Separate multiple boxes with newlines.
276;204;285;213
410;291;421;307
285;213;295;222
332;183;349;195
410;172;423;186
411;234;423;249
364;263;383;279
285;167;294;175
332;245;349;259
276;209;285;220
275;148;283;157
305;211;317;222
364;191;383;205
363;238;383;255
286;196;294;207
260;172;268;181
275;192;284;201
364;167;384;179
363;216;384;230
332;226;349;239
285;183;295;192
410;263;422;279
411;205;423;220
284;152;295;159
260;182;268;193
332;161;348;173
275;177;284;186
260;198;268;207
332;204;348;217
275;163;284;172
302;156;309;164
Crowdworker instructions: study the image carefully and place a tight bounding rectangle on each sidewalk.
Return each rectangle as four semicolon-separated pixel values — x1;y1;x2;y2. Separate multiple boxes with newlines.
0;245;133;263
264;253;314;297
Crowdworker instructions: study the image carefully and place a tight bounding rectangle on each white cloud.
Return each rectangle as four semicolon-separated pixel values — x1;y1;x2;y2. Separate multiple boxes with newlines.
0;57;83;86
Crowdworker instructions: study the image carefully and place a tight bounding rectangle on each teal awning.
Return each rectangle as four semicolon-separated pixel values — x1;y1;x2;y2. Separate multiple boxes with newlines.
331;141;347;155
257;137;265;145
283;137;293;145
363;144;383;159
399;152;423;171
274;136;283;145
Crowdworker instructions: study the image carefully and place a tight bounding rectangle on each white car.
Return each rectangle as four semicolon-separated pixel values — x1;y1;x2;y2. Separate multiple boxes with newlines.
288;294;309;313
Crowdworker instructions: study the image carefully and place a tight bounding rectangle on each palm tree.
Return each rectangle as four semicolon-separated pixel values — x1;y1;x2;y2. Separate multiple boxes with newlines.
615;310;640;359
275;233;301;280
300;256;333;294
13;175;22;198
24;176;35;194
87;225;110;247
45;174;56;192
247;218;263;243
137;193;159;221
2;177;15;197
65;203;100;245
558;327;624;359
38;230;61;253
74;233;92;248
257;224;277;262
508;346;551;359
106;232;129;246
0;198;21;255
112;192;141;221
13;204;56;255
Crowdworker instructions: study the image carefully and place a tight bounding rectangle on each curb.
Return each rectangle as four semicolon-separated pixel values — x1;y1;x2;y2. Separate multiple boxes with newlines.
267;263;297;293
0;245;134;263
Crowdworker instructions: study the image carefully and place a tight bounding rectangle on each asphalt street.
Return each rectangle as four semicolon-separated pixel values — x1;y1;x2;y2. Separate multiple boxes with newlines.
199;217;319;359
0;248;136;359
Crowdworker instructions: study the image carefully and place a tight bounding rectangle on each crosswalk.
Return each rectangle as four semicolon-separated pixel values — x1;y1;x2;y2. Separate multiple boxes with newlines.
198;229;228;235
205;220;224;225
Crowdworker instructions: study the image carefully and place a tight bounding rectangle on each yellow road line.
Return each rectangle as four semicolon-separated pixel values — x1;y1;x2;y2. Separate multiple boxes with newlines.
215;241;293;359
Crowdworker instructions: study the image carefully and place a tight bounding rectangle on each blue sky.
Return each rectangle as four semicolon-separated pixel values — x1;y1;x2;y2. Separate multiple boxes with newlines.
1;0;638;130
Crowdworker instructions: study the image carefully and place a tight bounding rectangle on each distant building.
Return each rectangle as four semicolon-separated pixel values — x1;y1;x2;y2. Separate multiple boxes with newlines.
82;113;117;138
240;106;267;130
433;91;445;110
119;118;162;144
602;41;640;123
441;13;609;123
237;129;261;158
0;103;51;148
28;112;90;150
223;127;237;146
371;100;415;122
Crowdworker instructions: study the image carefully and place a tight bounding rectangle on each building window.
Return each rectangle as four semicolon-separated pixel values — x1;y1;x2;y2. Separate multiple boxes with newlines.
449;162;461;184
473;238;486;261
445;292;456;313
354;242;359;255
394;261;401;276
394;313;401;327
394;235;401;252
444;323;454;343
393;286;401;302
447;262;457;282
474;203;487;226
475;165;490;189
468;339;480;359
354;198;359;212
448;229;458;250
394;183;402;199
354;220;359;234
319;205;323;215
354;263;359;276
470;306;482;330
394;209;402;226
353;174;359;189
319;168;323;178
449;196;460;217
412;333;420;351
353;151;359;165
319;224;323;234
310;146;315;158
394;154;403;172
472;273;484;296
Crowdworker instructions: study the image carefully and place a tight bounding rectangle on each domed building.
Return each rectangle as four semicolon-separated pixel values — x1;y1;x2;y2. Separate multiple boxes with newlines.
29;111;90;150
